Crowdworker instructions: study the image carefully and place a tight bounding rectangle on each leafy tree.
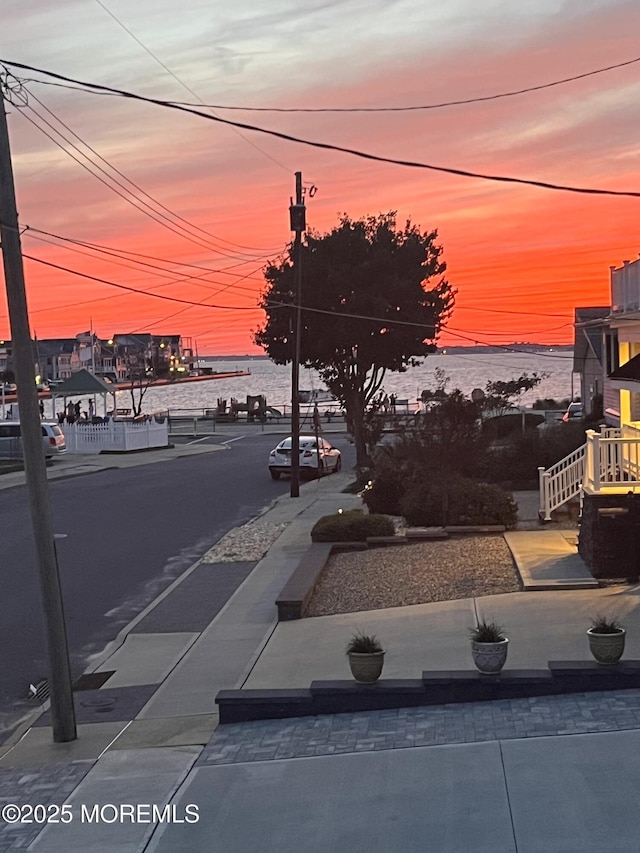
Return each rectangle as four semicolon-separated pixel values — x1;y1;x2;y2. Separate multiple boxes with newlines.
254;212;455;467
482;372;545;417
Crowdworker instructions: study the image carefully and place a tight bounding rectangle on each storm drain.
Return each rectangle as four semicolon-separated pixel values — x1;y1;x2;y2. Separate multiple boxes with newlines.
26;679;49;704
25;671;116;705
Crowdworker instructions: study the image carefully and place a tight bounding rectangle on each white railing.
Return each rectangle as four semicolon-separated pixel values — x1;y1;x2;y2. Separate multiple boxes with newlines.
538;444;587;521
539;425;640;520
583;425;640;493
63;417;168;454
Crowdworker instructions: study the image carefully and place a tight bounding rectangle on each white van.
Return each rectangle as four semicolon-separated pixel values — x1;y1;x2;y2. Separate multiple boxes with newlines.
0;421;67;458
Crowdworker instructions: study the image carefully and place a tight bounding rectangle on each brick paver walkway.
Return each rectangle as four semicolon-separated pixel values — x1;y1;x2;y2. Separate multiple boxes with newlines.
4;690;640;849
0;761;93;851
199;688;640;765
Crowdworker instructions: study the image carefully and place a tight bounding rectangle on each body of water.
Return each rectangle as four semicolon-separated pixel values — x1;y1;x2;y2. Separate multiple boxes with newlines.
122;351;577;415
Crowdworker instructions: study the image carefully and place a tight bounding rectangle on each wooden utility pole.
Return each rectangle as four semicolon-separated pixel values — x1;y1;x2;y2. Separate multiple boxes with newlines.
289;172;305;497
0;89;76;741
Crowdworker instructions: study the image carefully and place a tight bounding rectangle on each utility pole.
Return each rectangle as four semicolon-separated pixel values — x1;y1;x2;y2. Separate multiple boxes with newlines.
0;88;76;741
289;172;305;497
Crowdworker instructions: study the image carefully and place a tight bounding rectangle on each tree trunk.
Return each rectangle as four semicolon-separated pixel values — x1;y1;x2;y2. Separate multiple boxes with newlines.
348;399;370;470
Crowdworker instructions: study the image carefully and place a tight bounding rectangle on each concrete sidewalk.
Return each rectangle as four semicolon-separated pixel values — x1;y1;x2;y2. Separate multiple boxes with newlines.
2;470;640;851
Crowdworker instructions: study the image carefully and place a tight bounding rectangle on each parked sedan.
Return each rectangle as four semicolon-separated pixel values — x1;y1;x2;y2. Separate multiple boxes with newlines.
562;402;584;422
268;435;342;480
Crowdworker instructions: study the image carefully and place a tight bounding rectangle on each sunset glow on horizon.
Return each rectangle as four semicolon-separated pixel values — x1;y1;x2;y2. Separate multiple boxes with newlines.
3;0;640;355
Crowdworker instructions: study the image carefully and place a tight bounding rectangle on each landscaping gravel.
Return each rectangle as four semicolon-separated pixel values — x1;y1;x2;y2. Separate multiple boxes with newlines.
305;535;521;616
202;522;288;563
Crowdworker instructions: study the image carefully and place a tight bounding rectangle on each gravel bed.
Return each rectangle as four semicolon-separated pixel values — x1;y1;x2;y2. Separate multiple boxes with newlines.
305;535;521;616
201;522;288;563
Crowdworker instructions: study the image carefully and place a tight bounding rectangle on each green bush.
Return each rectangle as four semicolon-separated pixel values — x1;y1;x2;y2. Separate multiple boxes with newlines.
473;423;587;484
400;477;518;528
360;448;407;515
311;509;396;542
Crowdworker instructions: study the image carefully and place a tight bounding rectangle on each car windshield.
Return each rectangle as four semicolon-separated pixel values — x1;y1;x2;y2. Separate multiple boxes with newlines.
278;438;317;450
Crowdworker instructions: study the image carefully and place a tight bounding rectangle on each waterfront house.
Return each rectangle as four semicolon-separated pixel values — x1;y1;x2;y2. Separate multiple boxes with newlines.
541;258;640;520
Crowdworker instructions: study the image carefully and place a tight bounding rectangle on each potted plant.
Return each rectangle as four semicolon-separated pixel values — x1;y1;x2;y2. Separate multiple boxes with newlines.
346;631;385;683
587;615;625;665
469;620;508;674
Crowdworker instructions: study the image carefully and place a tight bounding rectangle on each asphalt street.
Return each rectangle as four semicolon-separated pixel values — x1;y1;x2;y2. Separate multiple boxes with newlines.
0;432;353;740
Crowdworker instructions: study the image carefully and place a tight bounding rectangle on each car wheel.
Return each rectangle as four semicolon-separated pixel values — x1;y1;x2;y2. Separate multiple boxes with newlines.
270;470;281;480
334;456;342;473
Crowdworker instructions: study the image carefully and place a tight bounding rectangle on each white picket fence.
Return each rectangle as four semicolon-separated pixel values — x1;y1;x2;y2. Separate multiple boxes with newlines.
63;417;169;454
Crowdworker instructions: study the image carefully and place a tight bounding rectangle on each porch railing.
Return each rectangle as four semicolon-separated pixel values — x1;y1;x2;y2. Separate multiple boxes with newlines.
539;425;640;521
583;426;640;493
538;444;586;521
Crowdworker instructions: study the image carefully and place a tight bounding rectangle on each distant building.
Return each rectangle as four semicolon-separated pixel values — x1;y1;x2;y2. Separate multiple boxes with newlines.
0;331;195;385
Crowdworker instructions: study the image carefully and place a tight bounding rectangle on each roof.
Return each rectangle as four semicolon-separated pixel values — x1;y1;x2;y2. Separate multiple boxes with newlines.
609;354;640;383
49;369;115;395
35;339;76;357
574;307;610;325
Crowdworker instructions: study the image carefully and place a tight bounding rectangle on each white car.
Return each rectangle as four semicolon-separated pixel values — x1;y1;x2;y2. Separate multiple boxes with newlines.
268;435;342;480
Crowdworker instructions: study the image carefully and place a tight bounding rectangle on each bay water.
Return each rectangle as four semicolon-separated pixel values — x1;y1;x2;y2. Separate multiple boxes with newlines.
127;351;576;415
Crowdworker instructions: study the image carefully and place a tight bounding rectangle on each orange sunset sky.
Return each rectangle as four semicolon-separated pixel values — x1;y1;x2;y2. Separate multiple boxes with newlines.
2;0;640;355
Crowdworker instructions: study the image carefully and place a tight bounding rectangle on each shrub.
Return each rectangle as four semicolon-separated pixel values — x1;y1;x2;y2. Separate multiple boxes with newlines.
360;448;407;515
473;423;587;484
311;509;396;542
400;477;518;528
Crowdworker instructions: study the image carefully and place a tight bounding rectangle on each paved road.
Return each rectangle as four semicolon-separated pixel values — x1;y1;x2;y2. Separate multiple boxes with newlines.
0;432;352;739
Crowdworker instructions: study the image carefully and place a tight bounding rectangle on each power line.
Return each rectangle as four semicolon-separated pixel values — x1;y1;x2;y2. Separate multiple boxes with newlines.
452;304;571;318
17;94;271;261
162;54;640;113
93;0;291;175
22;254;261;309
26;87;276;258
441;326;574;357
25;226;273;278
4;60;640;197
24;53;640;116
264;297;574;357
24;230;265;296
17;105;235;257
17;247;528;348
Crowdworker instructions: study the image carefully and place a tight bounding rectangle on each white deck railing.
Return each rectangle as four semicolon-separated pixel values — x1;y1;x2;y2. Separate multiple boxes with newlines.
538;444;587;521
63;417;168;454
539;425;640;520
583;425;640;493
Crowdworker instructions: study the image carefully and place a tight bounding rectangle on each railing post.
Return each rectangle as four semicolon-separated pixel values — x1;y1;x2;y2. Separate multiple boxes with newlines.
538;466;546;519
590;430;601;492
543;472;553;521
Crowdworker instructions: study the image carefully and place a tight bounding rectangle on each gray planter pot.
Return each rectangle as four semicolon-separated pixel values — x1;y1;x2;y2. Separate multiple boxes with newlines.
471;638;508;674
587;628;626;665
347;651;385;683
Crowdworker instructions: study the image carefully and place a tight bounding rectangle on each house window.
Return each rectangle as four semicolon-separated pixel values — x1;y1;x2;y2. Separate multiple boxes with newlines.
631;392;640;422
605;333;620;374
